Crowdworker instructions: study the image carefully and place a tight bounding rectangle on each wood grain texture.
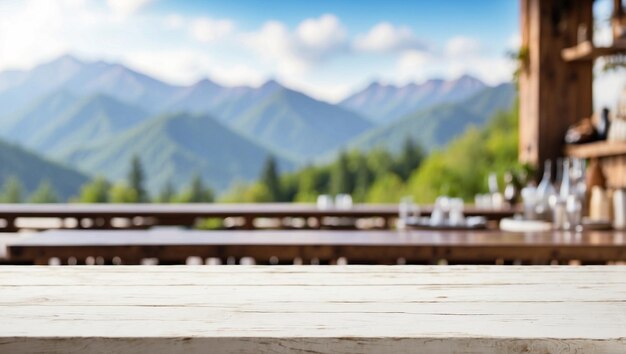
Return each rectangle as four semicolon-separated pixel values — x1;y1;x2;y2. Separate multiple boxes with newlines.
0;266;625;353
519;0;594;166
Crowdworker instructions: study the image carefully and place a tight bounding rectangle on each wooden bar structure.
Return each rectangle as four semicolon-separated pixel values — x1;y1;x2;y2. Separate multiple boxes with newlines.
519;0;594;166
519;0;626;182
1;266;625;353
0;203;515;232
6;229;626;265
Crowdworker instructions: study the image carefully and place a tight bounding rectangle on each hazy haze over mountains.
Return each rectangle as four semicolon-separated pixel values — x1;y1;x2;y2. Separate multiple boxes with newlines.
349;83;516;153
0;55;515;195
341;75;488;125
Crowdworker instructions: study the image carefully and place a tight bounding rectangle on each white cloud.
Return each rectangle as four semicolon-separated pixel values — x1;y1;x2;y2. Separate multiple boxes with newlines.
0;0;84;70
164;14;184;30
210;64;266;87
508;33;521;49
244;14;348;75
124;49;265;87
106;0;151;18
0;3;516;101
447;57;514;84
395;50;432;83
389;36;514;85
294;14;347;60
443;37;514;84
124;50;212;84
398;50;430;71
445;36;481;58
354;22;424;53
190;18;235;43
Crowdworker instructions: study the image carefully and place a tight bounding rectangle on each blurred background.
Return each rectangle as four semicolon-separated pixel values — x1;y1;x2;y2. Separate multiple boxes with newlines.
0;0;622;205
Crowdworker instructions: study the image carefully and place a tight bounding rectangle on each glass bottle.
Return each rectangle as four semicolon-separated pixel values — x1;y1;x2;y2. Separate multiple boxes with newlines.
559;158;571;202
554;157;564;191
503;171;518;207
537;160;554;195
535;160;555;219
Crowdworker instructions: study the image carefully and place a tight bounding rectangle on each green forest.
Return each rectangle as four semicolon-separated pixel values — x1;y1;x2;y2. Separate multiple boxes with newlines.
0;102;522;204
222;101;523;203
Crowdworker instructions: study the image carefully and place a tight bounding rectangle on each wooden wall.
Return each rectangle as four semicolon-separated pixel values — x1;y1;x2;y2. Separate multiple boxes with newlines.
519;0;594;167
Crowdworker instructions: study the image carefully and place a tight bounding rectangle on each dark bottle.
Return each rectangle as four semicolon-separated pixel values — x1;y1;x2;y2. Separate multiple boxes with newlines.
597;108;611;140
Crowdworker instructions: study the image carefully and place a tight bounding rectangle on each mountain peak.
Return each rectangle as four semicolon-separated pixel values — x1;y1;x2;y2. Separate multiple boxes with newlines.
194;78;220;88
366;82;383;89
451;74;484;86
456;73;480;81
43;54;84;71
444;74;486;93
52;54;82;65
261;79;283;90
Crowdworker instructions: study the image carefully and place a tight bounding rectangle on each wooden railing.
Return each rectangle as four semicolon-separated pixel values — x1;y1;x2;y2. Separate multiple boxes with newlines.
0;203;516;232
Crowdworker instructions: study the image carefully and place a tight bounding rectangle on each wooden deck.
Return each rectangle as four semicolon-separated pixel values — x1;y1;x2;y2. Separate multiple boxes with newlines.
0;265;624;353
6;229;626;265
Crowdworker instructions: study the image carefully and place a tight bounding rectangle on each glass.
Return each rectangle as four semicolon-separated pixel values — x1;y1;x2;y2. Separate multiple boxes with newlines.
316;194;333;210
448;198;465;226
570;158;587;200
474;194;491;209
550;194;566;230
335;194;353;210
535;159;556;219
430;196;450;226
521;186;538;220
565;194;583;232
398;196;419;228
559;158;571;201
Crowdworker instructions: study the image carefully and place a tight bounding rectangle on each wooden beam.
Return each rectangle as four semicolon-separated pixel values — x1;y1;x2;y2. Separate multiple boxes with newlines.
519;0;594;167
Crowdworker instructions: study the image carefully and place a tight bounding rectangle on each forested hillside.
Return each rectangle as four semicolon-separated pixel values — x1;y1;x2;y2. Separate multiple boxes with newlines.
222;102;522;203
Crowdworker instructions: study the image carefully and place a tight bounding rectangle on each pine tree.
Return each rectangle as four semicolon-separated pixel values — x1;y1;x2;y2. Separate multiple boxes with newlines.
158;180;176;203
353;155;372;202
128;155;148;202
29;180;59;203
178;174;214;203
330;151;351;195
260;156;281;202
0;176;23;203
395;138;424;180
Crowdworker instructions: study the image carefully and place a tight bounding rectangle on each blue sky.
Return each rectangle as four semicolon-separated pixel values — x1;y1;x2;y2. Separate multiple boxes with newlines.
0;0;522;101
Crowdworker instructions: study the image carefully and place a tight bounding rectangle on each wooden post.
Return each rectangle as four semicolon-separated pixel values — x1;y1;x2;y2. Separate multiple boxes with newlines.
519;0;594;167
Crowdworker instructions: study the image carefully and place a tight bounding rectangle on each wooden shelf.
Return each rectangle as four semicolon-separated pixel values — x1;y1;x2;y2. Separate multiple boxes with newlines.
565;141;626;159
561;40;626;62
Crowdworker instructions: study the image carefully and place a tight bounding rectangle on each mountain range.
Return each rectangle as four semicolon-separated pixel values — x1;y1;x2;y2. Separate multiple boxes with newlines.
0;54;516;196
340;75;488;125
349;83;516;153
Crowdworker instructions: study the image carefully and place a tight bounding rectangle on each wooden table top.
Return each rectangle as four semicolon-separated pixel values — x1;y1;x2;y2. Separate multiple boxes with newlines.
1;265;625;353
7;229;626;265
8;229;626;247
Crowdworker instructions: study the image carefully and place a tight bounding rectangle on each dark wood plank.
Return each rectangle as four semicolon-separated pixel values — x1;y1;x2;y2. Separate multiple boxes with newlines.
0;203;513;218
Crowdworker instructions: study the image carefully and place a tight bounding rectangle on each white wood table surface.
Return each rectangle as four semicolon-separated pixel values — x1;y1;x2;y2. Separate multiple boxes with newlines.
0;266;625;354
